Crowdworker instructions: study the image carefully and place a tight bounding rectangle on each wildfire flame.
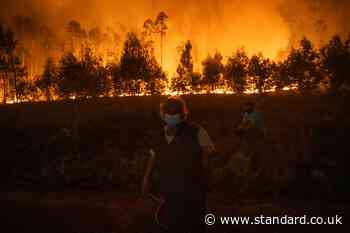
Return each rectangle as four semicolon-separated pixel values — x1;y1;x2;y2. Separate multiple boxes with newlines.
4;84;299;104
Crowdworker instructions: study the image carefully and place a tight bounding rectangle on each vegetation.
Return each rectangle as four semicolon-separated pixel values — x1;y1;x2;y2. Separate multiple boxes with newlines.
1;9;348;233
202;52;224;91
0;24;27;103
1;14;350;104
171;40;194;93
0;95;348;200
224;49;249;94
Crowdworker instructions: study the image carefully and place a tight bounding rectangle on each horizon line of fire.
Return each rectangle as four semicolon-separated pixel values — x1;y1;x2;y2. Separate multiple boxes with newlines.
4;85;298;104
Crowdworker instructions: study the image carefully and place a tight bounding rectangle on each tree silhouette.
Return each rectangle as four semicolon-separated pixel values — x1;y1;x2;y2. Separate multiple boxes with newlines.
201;52;224;92
190;72;202;93
97;64;110;97
142;19;154;37
146;56;166;95
271;61;291;92
142;12;168;68
320;35;350;93
142;19;155;53
83;48;110;98
36;57;57;101
66;20;87;53
120;32;147;94
155;12;168;68
80;47;100;98
285;38;322;92
248;53;273;93
107;62;123;96
8;55;26;102
120;32;163;94
172;40;194;93
5;21;350;102
89;27;103;54
57;52;82;99
16;77;34;101
224;49;249;94
0;25;18;104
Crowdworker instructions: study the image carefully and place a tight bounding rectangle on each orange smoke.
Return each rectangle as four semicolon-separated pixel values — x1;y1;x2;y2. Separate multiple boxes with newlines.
2;0;350;76
161;0;291;74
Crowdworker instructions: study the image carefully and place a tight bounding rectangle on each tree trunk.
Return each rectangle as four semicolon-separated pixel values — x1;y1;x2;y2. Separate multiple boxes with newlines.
14;73;18;103
1;77;4;105
3;73;7;104
160;32;163;68
46;88;51;102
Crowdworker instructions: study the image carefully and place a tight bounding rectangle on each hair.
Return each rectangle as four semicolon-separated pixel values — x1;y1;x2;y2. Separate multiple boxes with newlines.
245;101;255;108
160;96;189;119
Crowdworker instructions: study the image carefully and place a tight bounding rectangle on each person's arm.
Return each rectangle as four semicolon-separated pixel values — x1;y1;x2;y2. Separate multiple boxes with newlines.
198;127;216;170
238;113;249;130
142;149;156;196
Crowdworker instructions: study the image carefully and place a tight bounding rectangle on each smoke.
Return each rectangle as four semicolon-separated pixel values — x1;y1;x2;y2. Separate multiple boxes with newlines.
1;0;350;74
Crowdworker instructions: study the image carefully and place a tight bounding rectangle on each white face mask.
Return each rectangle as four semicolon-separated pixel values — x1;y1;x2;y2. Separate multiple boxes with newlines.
164;114;182;127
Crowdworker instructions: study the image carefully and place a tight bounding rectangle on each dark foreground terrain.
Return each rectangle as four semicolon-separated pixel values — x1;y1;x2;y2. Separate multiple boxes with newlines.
1;192;348;233
1;94;349;232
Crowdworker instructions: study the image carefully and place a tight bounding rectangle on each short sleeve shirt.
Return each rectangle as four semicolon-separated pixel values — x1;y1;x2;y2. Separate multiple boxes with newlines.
243;111;264;131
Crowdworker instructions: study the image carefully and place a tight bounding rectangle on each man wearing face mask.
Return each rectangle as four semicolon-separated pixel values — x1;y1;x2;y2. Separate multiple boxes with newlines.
142;96;215;233
236;101;265;176
237;101;265;138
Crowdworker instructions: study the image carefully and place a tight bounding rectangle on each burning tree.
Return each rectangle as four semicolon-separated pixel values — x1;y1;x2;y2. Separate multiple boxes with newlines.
248;53;273;93
142;11;169;68
201;52;224;92
190;72;202;93
36;57;58;101
66;20;87;53
89;27;103;54
285;37;322;92
145;56;166;95
120;32;164;95
155;12;168;68
57;52;82;99
320;35;350;93
271;61;291;92
80;47;110;98
171;40;194;93
0;24;27;103
224;49;249;94
107;62;123;97
11;15;41;79
8;55;27;102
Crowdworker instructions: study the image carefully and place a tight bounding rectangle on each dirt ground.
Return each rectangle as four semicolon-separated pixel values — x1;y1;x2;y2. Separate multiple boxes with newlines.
1;192;348;233
1;95;349;232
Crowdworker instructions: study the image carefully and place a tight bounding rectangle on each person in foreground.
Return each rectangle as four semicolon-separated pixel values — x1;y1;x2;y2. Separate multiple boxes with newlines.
237;101;265;138
142;96;215;233
235;101;265;176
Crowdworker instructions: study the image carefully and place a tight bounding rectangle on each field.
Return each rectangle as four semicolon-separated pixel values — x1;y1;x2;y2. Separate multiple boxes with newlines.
1;93;349;232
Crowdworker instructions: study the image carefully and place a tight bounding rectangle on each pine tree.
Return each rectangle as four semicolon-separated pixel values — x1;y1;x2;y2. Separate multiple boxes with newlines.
172;40;194;93
36;58;57;101
224;49;249;94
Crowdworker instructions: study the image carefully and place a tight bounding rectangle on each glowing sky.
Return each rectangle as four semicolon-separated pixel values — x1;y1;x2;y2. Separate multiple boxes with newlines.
1;0;350;74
